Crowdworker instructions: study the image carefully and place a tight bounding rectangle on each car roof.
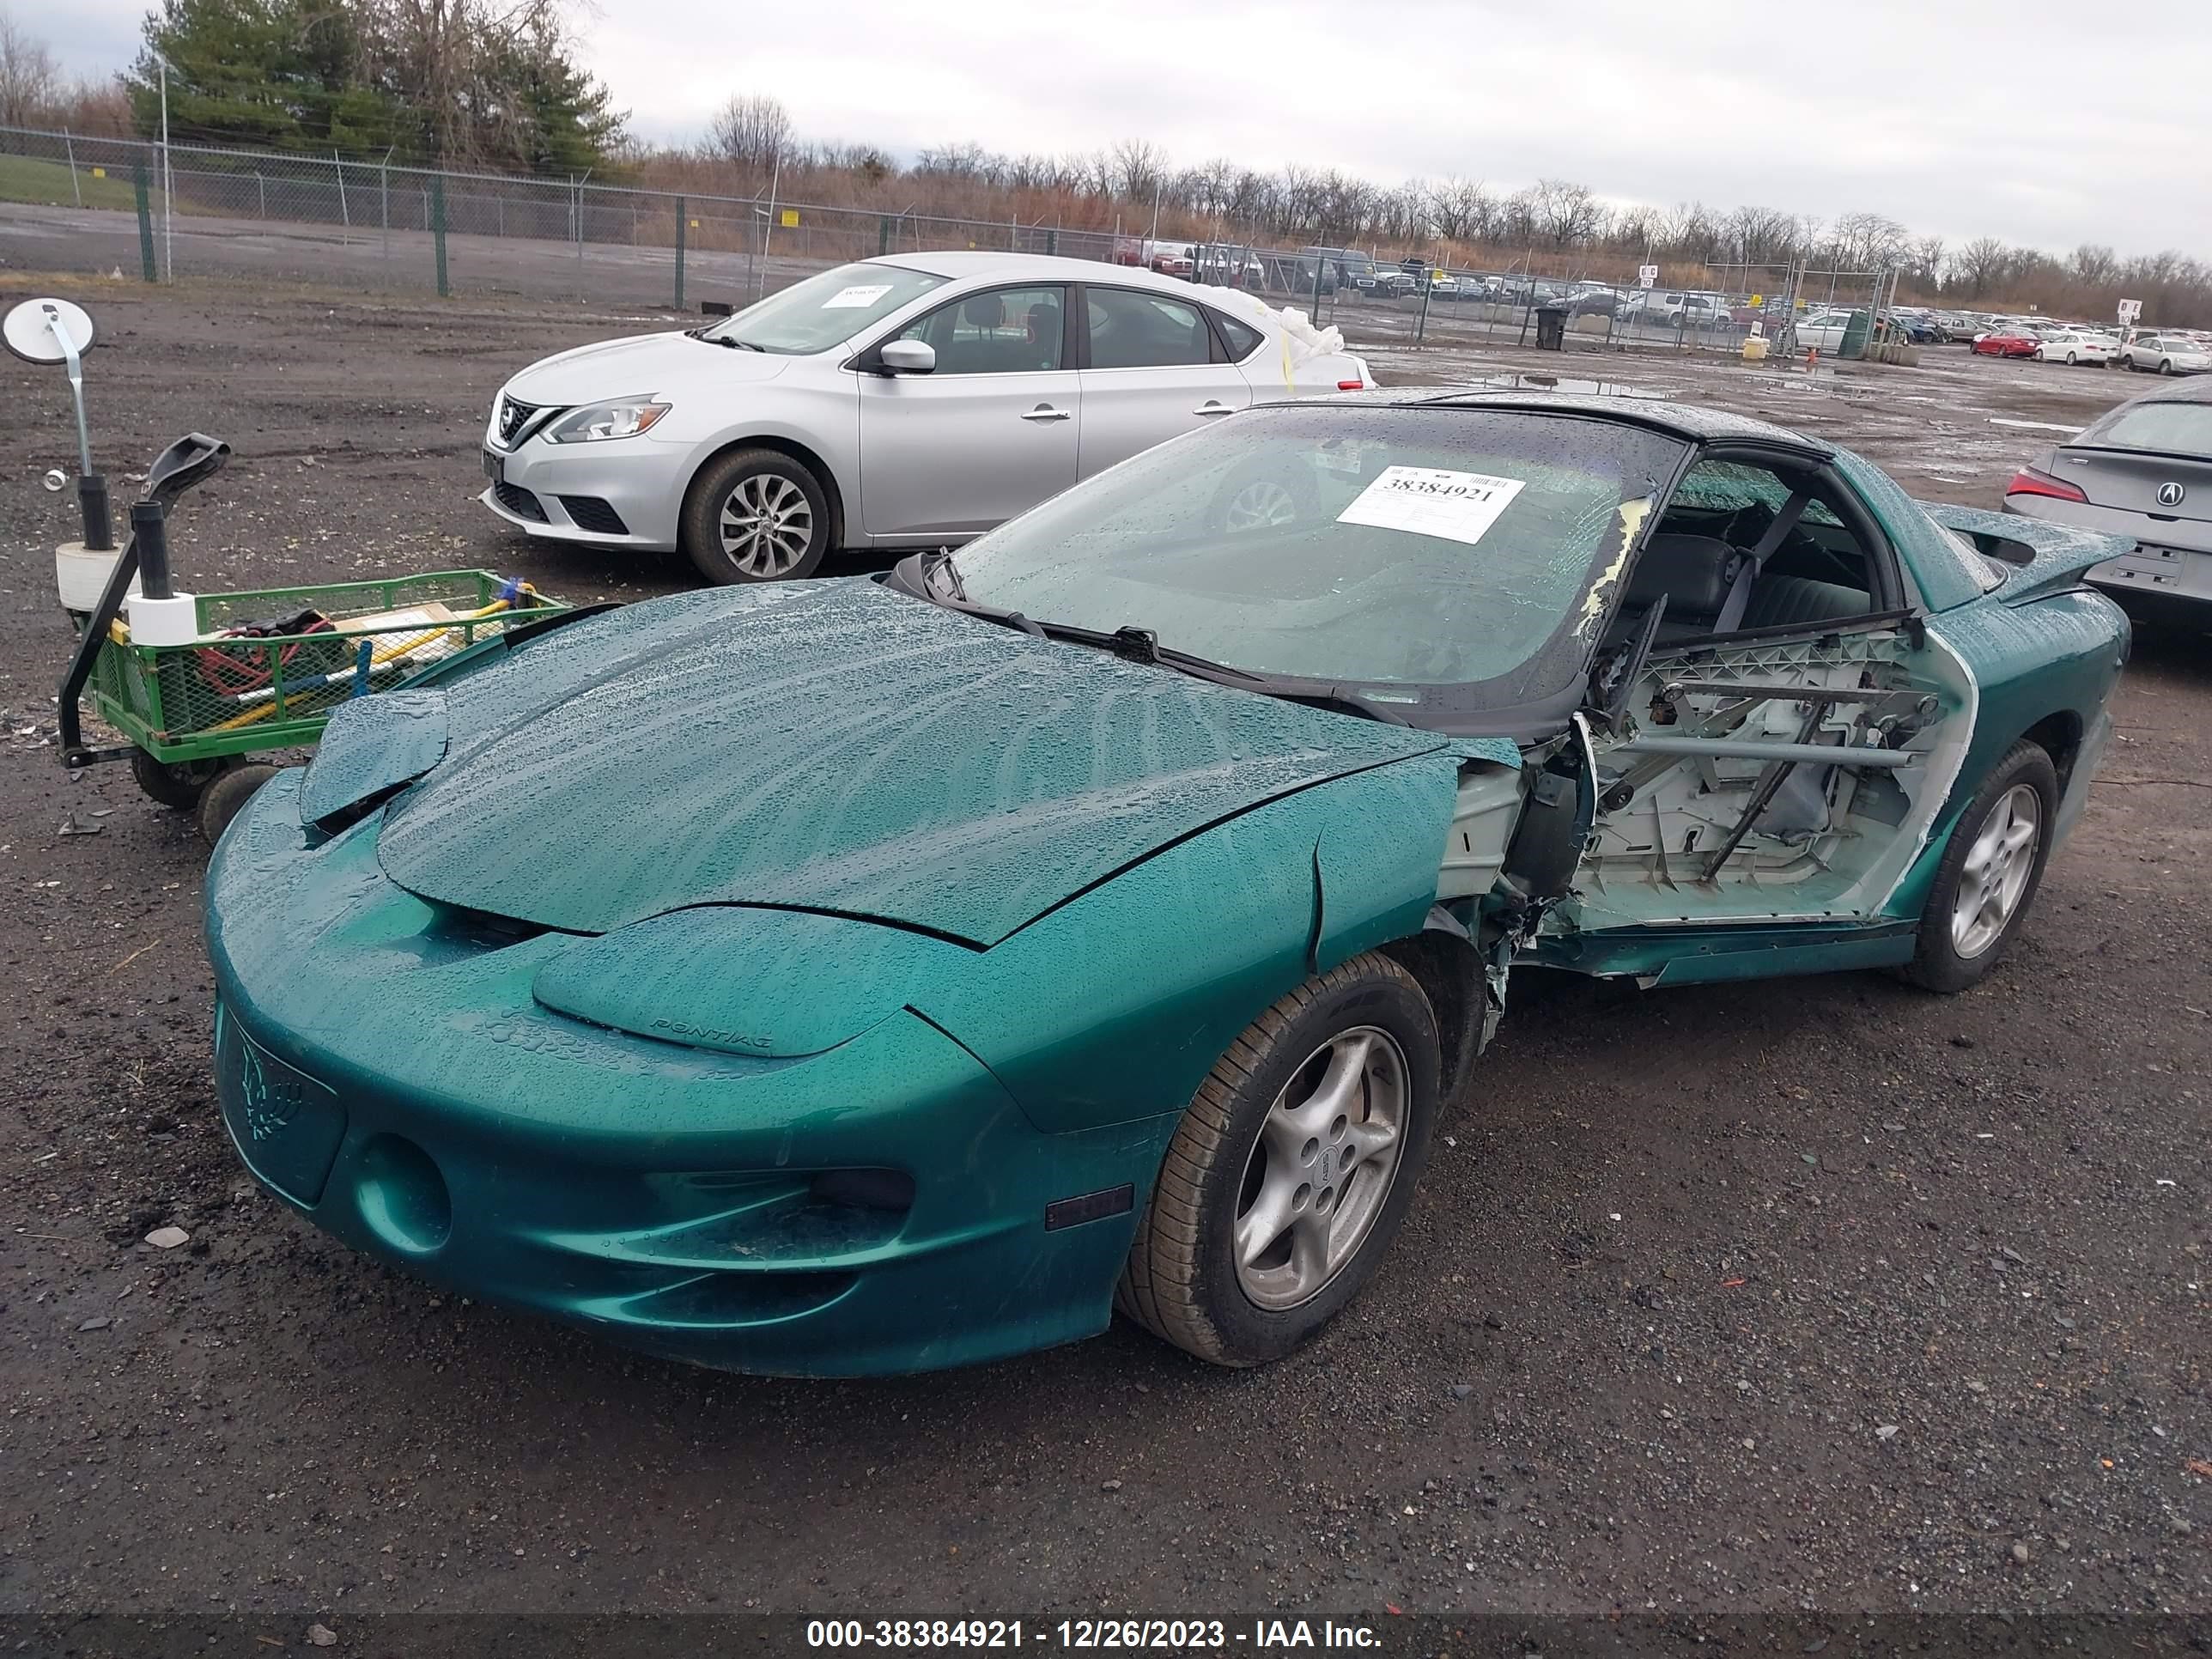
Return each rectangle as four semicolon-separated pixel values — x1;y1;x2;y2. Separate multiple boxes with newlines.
1265;387;1834;454
872;250;1216;295
2113;374;2212;410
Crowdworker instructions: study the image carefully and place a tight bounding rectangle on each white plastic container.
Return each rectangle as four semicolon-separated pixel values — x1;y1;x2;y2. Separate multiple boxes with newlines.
55;541;138;613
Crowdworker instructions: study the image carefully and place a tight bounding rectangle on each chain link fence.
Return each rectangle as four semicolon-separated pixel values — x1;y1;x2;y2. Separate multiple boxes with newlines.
0;123;1905;362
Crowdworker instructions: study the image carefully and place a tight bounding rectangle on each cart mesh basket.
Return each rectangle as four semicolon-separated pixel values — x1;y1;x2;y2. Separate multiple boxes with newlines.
88;572;564;763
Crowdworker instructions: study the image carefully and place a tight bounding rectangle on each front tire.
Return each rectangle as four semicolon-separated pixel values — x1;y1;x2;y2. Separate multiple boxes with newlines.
681;447;832;585
1900;740;2057;994
2160;359;2175;375
1118;951;1441;1367
196;763;282;844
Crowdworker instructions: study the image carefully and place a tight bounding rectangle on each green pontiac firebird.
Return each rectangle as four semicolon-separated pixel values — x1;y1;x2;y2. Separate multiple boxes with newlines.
206;392;2130;1376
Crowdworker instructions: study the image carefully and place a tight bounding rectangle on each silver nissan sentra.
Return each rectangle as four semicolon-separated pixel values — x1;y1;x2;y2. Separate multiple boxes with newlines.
480;251;1373;585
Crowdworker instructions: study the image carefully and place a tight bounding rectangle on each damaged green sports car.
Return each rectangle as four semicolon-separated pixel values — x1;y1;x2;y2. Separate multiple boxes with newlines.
205;392;2130;1376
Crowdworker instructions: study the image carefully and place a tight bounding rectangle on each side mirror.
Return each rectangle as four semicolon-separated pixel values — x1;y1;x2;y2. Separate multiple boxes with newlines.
878;339;936;375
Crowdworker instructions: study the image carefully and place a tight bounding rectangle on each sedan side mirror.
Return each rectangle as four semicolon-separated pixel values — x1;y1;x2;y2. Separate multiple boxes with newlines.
878;339;935;375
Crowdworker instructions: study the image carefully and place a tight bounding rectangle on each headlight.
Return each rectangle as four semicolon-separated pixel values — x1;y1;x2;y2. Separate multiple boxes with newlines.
544;398;670;442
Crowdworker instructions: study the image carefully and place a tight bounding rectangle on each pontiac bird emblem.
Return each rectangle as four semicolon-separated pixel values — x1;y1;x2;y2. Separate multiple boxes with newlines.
240;1041;304;1142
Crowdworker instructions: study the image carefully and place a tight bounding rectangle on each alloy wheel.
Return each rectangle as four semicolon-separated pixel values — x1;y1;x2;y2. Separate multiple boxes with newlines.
1950;783;2041;959
1233;1027;1408;1310
718;473;815;578
1223;480;1299;532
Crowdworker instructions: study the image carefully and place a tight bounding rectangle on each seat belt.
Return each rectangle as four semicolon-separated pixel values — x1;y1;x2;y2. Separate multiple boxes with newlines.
1714;489;1814;634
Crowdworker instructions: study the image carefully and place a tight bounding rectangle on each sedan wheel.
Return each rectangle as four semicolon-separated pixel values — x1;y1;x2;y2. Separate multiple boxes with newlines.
1949;783;2041;959
1899;740;2057;994
1119;951;1440;1365
2065;351;2077;366
1223;479;1301;533
681;447;831;585
1231;1027;1408;1311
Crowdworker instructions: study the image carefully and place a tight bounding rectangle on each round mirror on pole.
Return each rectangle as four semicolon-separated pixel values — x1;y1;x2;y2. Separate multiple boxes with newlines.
3;297;97;365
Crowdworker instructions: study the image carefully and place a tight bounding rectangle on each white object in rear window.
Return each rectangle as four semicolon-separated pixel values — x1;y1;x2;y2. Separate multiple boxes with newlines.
1336;466;1526;547
822;284;894;308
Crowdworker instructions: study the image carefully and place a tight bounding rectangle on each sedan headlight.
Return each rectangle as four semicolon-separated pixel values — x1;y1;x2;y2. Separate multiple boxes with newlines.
544;397;670;442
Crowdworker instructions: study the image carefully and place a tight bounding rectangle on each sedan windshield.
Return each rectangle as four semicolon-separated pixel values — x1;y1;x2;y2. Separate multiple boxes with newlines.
696;261;945;354
954;404;1688;708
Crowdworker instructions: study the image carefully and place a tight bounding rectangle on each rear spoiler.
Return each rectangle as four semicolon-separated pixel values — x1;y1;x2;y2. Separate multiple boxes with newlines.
1920;503;2132;606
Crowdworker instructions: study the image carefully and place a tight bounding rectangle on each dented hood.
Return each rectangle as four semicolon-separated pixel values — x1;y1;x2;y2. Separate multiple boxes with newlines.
373;580;1443;944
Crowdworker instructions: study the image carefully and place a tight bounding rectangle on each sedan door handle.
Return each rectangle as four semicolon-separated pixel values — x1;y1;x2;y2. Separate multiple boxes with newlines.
1192;400;1235;416
1020;404;1071;422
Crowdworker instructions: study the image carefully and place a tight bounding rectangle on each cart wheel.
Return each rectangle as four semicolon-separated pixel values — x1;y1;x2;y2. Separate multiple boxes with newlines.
196;763;282;845
131;749;233;810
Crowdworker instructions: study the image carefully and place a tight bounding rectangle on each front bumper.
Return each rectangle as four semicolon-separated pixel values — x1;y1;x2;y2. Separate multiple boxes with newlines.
205;773;1169;1376
478;431;688;552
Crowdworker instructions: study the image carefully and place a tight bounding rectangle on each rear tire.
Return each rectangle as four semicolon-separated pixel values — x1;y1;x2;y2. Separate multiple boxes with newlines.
681;447;832;586
130;749;231;810
1118;951;1440;1367
1899;740;2057;994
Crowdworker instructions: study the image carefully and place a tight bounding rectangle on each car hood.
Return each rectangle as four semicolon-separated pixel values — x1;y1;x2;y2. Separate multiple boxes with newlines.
503;330;791;404
369;580;1447;945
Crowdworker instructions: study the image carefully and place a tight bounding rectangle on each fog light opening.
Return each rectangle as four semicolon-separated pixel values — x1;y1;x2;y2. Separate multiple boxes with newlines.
355;1134;453;1255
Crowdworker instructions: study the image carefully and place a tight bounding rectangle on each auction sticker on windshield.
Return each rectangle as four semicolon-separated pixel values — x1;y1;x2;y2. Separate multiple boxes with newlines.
823;284;895;308
1336;465;1527;547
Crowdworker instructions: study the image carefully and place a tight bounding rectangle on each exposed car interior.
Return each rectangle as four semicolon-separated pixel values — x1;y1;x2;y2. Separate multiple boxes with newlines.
1605;454;1887;646
1502;450;1969;938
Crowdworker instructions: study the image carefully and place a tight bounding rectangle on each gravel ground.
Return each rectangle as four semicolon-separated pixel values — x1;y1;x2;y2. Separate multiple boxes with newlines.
1;281;2205;1643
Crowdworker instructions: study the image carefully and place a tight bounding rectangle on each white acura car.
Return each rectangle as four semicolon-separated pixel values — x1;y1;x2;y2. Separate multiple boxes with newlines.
481;252;1375;583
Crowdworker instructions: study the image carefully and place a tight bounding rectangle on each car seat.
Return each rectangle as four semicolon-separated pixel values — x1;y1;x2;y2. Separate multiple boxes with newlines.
1621;533;1869;640
1024;298;1062;371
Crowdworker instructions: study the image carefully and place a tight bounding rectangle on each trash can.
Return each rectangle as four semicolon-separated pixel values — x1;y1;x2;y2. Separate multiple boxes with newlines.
1534;305;1568;351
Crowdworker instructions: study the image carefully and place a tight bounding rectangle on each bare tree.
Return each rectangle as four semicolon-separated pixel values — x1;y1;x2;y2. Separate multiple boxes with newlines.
1910;234;1947;289
2068;243;2118;286
1953;236;2010;297
0;9;61;125
707;91;794;179
1109;137;1167;202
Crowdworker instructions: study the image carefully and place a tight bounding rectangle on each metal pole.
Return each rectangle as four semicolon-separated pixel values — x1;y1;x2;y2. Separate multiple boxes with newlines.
64;128;82;207
158;58;173;282
760;157;781;295
380;149;391;260
575;167;592;296
430;174;448;297
257;173;264;217
673;194;686;311
335;150;349;245
131;158;157;283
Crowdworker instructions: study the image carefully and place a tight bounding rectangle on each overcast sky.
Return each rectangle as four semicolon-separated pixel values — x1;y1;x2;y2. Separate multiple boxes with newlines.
42;0;2212;257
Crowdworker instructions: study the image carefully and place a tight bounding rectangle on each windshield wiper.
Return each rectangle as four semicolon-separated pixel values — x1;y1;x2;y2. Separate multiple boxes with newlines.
706;336;766;351
884;556;1408;725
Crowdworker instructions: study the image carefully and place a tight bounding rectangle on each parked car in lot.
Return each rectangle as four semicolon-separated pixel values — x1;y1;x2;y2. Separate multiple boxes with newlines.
479;253;1374;584
2004;375;2212;623
2118;331;2212;374
1972;325;2042;358
1300;246;1383;298
2033;328;2115;367
216;390;2129;1376
1794;311;1867;352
